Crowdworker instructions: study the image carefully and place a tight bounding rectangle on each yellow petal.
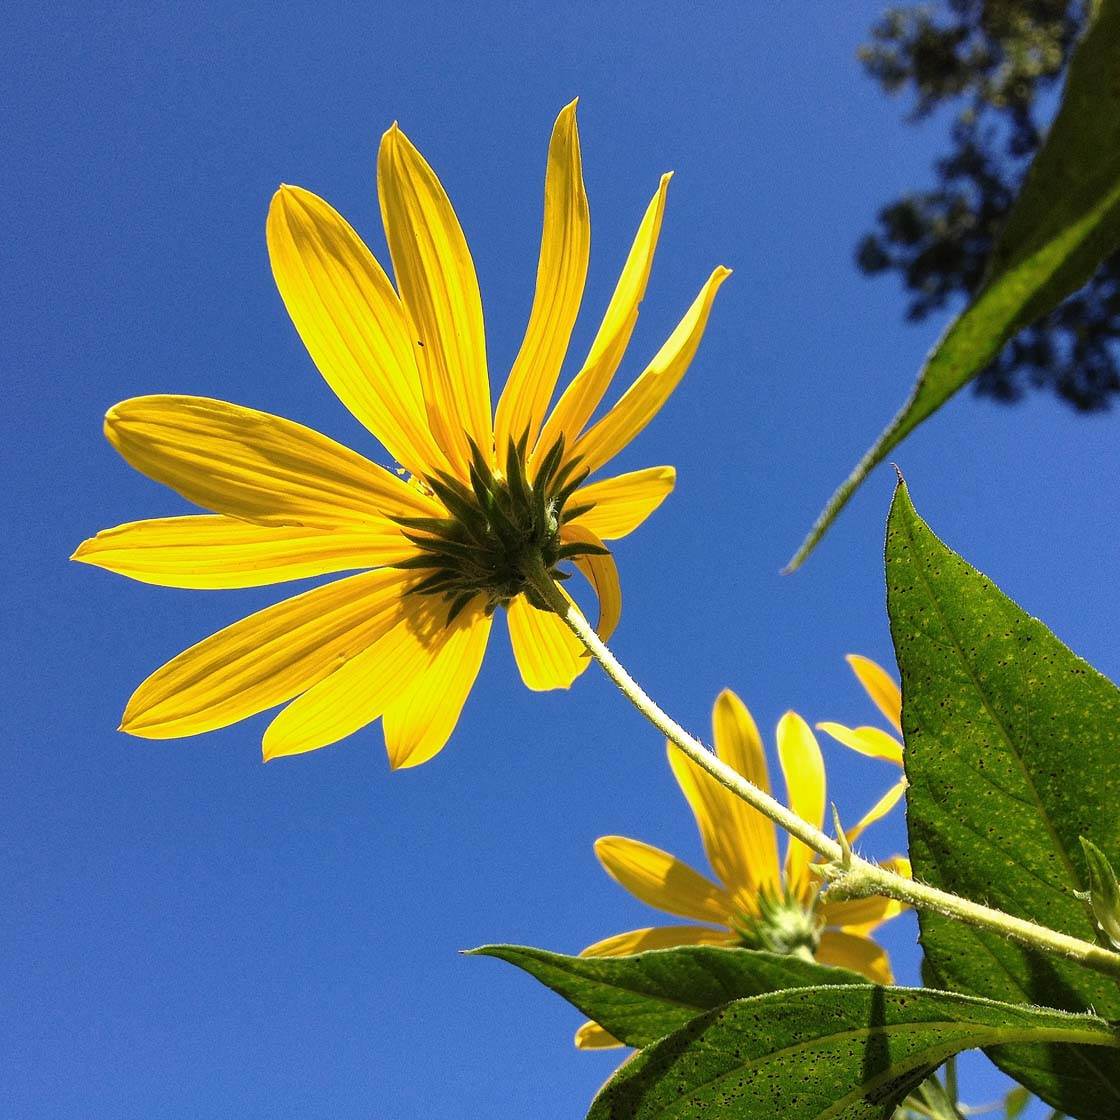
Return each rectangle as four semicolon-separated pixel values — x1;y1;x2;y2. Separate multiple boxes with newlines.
262;595;444;760
72;515;412;589
593;835;733;924
574;1021;623;1050
777;711;827;905
711;689;781;898
845;778;908;845
846;654;903;733
506;592;589;691
104;396;439;527
819;892;906;936
494;100;590;454
882;855;912;880
816;722;904;767
533;175;672;467
815;930;893;984
561;525;621;642
580;924;735;958
378;123;492;474
266;185;448;478
382;601;492;769
566;467;676;541
667;749;754;912
121;569;412;739
571;266;731;475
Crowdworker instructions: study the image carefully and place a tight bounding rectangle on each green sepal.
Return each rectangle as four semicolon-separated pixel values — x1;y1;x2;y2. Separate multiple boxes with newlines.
388;514;460;535
555;540;610;560
550;455;588;498
521;586;552;613
503;435;532;511
535;436;566;489
1079;837;1120;948
561;502;597;524
406;570;462;597
445;591;476;625
426;473;483;525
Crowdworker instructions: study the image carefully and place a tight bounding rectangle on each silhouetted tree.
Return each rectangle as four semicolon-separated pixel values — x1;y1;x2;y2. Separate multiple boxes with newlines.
857;0;1120;409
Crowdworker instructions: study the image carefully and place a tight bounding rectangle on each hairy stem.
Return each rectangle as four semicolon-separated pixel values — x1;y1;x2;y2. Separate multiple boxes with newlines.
524;559;1120;982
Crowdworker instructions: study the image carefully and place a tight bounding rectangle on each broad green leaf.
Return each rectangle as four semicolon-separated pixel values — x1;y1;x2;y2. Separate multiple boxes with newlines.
886;481;1120;1120
787;0;1120;572
469;943;861;1048
586;986;1116;1120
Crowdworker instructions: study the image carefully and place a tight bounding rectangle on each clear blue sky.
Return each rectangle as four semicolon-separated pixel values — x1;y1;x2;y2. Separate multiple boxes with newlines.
5;3;1117;1117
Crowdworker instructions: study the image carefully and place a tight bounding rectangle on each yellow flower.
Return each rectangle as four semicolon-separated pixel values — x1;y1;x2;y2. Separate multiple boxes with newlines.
72;101;730;768
575;691;910;1050
817;655;910;833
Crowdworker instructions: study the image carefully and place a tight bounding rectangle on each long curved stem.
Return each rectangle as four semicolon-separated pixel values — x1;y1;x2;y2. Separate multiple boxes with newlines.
524;560;1120;982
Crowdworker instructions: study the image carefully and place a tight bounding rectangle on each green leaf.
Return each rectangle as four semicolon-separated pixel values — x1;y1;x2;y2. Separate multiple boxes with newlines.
885;481;1120;1119
468;943;862;1048
787;0;1120;572
585;986;1116;1120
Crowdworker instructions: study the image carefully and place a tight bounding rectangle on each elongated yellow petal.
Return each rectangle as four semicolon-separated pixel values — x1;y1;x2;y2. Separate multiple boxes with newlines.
668;745;758;911
382;602;492;769
846;654;903;733
593;836;734;924
567;467;675;541
580;924;735;958
819;892;906;935
574;1021;623;1050
816;722;904;766
777;711;827;905
562;525;621;642
71;515;413;589
262;595;443;760
815;930;893;984
267;185;448;479
121;569;412;739
494;101;590;453
105;396;439;527
533;175;672;468
506;592;589;691
845;778;908;845
572;266;731;474
711;690;781;897
378;123;492;474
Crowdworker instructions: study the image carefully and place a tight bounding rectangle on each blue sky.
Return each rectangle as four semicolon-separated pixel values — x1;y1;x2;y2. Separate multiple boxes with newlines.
5;3;1118;1117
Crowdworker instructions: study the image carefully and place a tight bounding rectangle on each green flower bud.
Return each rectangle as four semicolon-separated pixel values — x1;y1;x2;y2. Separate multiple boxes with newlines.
1077;837;1120;949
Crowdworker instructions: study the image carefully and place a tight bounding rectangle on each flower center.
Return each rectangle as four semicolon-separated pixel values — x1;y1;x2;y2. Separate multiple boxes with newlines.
732;889;821;961
391;435;604;622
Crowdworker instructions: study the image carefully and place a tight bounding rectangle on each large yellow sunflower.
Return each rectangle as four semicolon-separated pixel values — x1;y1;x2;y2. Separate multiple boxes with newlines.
575;691;909;1050
72;101;729;768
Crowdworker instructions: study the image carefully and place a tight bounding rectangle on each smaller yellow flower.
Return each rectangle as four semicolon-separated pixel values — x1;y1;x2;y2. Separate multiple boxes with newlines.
575;690;910;1050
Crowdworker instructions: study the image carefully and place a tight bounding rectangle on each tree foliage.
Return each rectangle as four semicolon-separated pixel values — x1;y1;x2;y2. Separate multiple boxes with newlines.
857;0;1120;410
